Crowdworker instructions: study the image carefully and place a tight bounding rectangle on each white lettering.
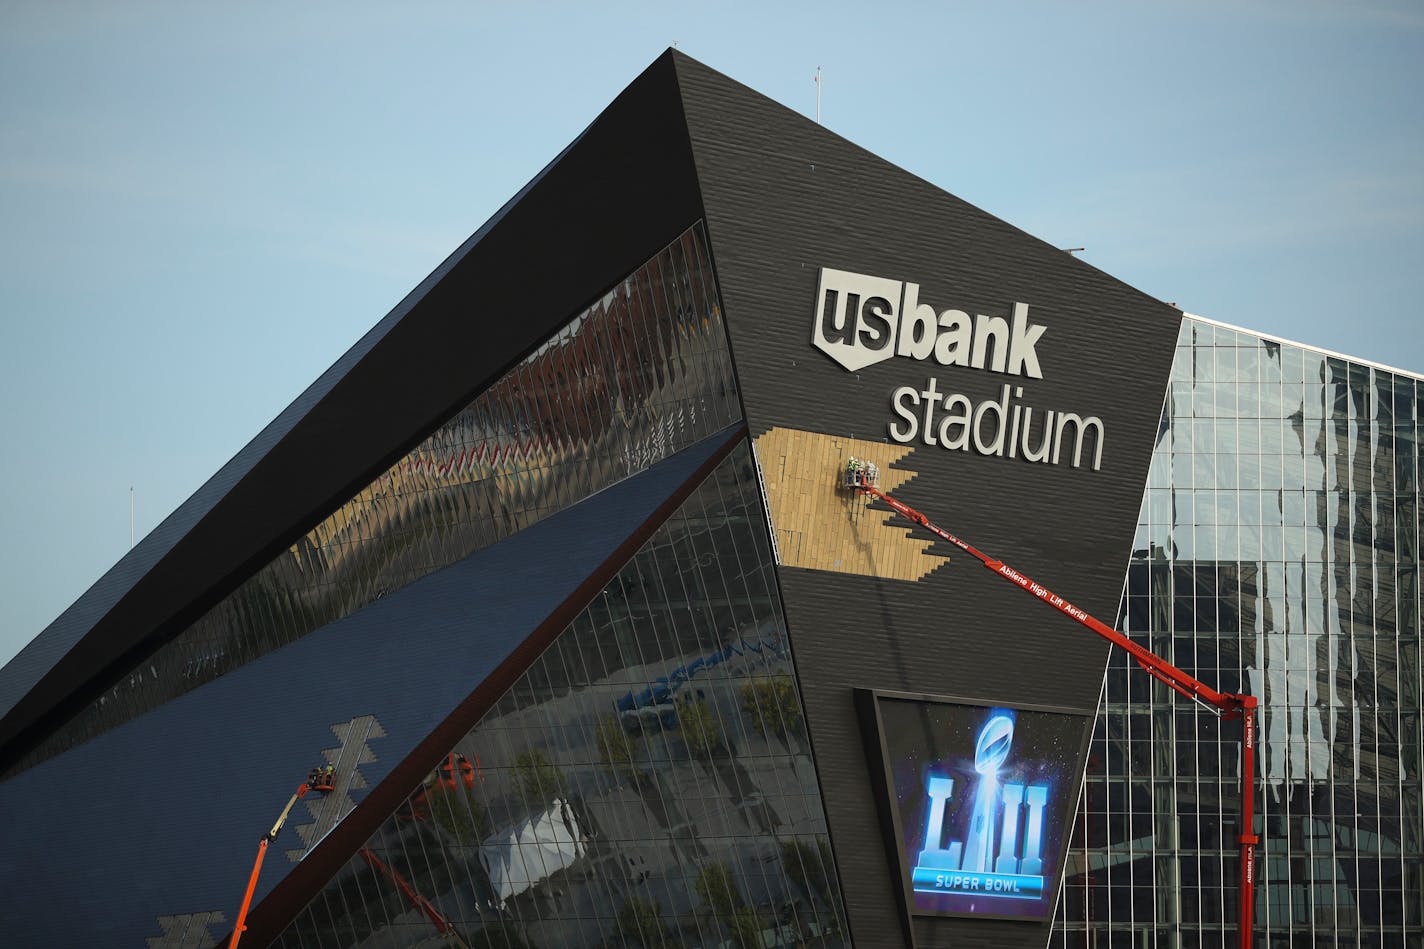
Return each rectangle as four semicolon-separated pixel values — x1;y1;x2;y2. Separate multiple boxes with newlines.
971;384;1011;456
937;394;973;450
933;309;972;366
1053;412;1106;471
811;268;904;372
1020;406;1054;463
971;313;1010;373
812;268;1107;475
889;386;919;442
886;378;1106;471
920;377;944;446
896;283;937;360
812;267;1047;379
1008;302;1045;378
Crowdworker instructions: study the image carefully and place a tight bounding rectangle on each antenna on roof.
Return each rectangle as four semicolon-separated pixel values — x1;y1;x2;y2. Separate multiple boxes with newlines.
814;66;822;124
129;486;134;549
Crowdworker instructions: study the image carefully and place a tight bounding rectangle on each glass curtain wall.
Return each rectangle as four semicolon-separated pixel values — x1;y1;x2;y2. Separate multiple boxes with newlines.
273;442;848;949
1054;319;1422;947
16;224;740;776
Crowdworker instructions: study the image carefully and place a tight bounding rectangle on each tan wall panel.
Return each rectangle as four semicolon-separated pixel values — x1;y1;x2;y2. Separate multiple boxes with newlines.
752;427;949;581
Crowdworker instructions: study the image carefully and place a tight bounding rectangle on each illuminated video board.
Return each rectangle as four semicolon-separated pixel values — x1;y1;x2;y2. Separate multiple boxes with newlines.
860;690;1091;923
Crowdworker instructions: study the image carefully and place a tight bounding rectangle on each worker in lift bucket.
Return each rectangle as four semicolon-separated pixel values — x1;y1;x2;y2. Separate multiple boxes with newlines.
844;457;878;488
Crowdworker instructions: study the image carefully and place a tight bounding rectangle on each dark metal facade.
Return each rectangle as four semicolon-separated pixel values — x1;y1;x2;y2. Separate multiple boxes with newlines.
672;53;1181;948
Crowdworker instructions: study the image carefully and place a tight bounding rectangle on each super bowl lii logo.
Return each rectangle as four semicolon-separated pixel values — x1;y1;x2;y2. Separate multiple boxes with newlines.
912;712;1049;900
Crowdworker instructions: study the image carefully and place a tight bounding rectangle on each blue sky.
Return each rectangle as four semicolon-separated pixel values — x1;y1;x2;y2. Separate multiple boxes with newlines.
1;1;1421;667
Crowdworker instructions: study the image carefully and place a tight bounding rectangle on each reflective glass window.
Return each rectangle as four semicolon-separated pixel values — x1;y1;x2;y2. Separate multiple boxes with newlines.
273;442;849;949
1054;323;1424;946
19;223;742;774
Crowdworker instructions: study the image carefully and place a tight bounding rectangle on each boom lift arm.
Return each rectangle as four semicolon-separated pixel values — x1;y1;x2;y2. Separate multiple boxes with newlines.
842;459;1259;949
360;847;472;948
230;768;334;949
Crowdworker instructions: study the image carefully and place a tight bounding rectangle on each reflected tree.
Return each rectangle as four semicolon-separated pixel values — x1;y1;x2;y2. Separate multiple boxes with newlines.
695;862;740;920
595;714;643;783
512;749;565;803
596;716;705;854
426;783;491;846
695;862;764;949
616;895;674;947
781;837;835;908
739;674;803;743
681;694;781;833
676;697;727;761
780;832;843;934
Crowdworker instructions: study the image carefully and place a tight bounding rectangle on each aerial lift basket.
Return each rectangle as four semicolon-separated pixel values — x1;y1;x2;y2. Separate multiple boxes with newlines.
841;456;880;492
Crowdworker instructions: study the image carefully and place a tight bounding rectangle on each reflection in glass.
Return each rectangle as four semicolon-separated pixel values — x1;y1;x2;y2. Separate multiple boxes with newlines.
20;224;741;775
1054;320;1423;945
274;442;848;948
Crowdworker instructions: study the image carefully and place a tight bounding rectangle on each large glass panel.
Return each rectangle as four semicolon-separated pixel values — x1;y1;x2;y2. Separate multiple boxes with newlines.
17;223;742;775
1053;321;1424;947
273;441;848;949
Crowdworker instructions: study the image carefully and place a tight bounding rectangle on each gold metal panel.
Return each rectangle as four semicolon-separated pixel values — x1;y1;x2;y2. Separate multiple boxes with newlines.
752;427;949;581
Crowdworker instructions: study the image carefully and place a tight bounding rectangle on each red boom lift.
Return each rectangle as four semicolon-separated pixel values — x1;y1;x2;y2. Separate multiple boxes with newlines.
841;458;1259;949
230;767;335;949
229;766;472;948
359;846;472;948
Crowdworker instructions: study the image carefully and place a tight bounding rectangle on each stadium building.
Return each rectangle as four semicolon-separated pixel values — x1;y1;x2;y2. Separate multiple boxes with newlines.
0;51;1418;949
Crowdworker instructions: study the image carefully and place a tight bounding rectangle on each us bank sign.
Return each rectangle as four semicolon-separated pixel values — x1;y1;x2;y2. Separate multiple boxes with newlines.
812;268;1106;471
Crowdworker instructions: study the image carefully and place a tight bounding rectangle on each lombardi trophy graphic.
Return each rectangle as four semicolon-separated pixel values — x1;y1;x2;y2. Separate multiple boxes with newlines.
964;713;1013;871
911;709;1049;904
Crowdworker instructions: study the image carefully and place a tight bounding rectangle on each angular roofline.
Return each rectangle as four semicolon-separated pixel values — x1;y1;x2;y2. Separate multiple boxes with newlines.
1184;312;1424;383
0;128;579;738
0;48;704;772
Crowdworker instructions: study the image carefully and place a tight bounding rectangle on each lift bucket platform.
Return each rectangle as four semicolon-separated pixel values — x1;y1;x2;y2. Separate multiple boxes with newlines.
841;457;880;492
